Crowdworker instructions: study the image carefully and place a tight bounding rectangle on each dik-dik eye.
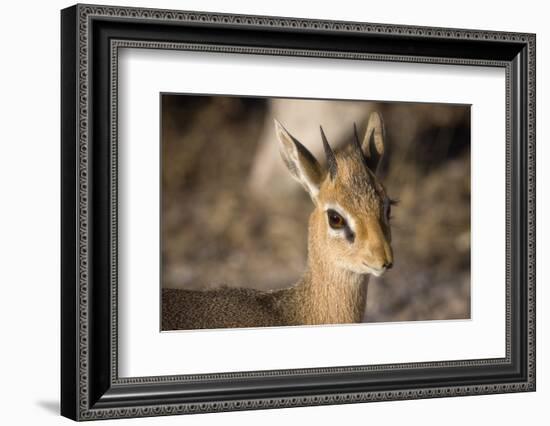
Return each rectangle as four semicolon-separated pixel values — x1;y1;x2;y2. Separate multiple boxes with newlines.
327;209;347;230
384;197;398;222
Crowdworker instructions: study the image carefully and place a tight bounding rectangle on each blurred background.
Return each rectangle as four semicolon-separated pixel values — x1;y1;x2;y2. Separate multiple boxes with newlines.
161;95;471;322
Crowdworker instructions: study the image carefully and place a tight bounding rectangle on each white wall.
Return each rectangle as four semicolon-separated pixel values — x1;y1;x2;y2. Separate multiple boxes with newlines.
0;0;546;424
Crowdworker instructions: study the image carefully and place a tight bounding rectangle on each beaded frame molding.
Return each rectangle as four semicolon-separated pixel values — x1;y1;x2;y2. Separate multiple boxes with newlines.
61;3;536;421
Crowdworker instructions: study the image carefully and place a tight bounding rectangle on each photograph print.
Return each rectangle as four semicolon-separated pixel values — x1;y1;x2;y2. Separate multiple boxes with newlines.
161;94;471;331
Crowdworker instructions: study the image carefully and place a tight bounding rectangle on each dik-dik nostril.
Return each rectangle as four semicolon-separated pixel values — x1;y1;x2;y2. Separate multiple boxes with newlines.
383;261;393;270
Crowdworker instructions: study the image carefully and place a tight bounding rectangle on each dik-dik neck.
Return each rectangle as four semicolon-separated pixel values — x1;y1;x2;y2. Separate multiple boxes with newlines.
292;211;369;325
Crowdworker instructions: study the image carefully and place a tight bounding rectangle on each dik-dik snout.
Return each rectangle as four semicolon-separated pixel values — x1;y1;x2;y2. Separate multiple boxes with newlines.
358;218;393;276
275;112;396;279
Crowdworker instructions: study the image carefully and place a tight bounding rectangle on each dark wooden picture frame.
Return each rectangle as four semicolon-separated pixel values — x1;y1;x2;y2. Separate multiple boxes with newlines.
61;4;536;421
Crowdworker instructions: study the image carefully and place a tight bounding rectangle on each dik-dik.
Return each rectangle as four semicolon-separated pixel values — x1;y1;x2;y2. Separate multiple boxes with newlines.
162;112;395;330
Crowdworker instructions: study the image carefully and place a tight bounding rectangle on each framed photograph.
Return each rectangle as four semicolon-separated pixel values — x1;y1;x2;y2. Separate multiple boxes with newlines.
61;4;536;421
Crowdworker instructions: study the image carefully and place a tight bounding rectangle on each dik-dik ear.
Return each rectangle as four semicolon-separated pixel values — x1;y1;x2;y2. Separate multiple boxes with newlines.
362;112;385;173
274;119;323;202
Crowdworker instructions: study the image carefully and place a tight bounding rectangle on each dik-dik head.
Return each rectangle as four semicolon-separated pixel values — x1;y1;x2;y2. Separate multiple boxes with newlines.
274;112;395;277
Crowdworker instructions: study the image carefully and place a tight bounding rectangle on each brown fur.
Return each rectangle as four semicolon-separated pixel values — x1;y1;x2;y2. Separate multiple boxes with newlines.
162;113;392;331
162;211;369;330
